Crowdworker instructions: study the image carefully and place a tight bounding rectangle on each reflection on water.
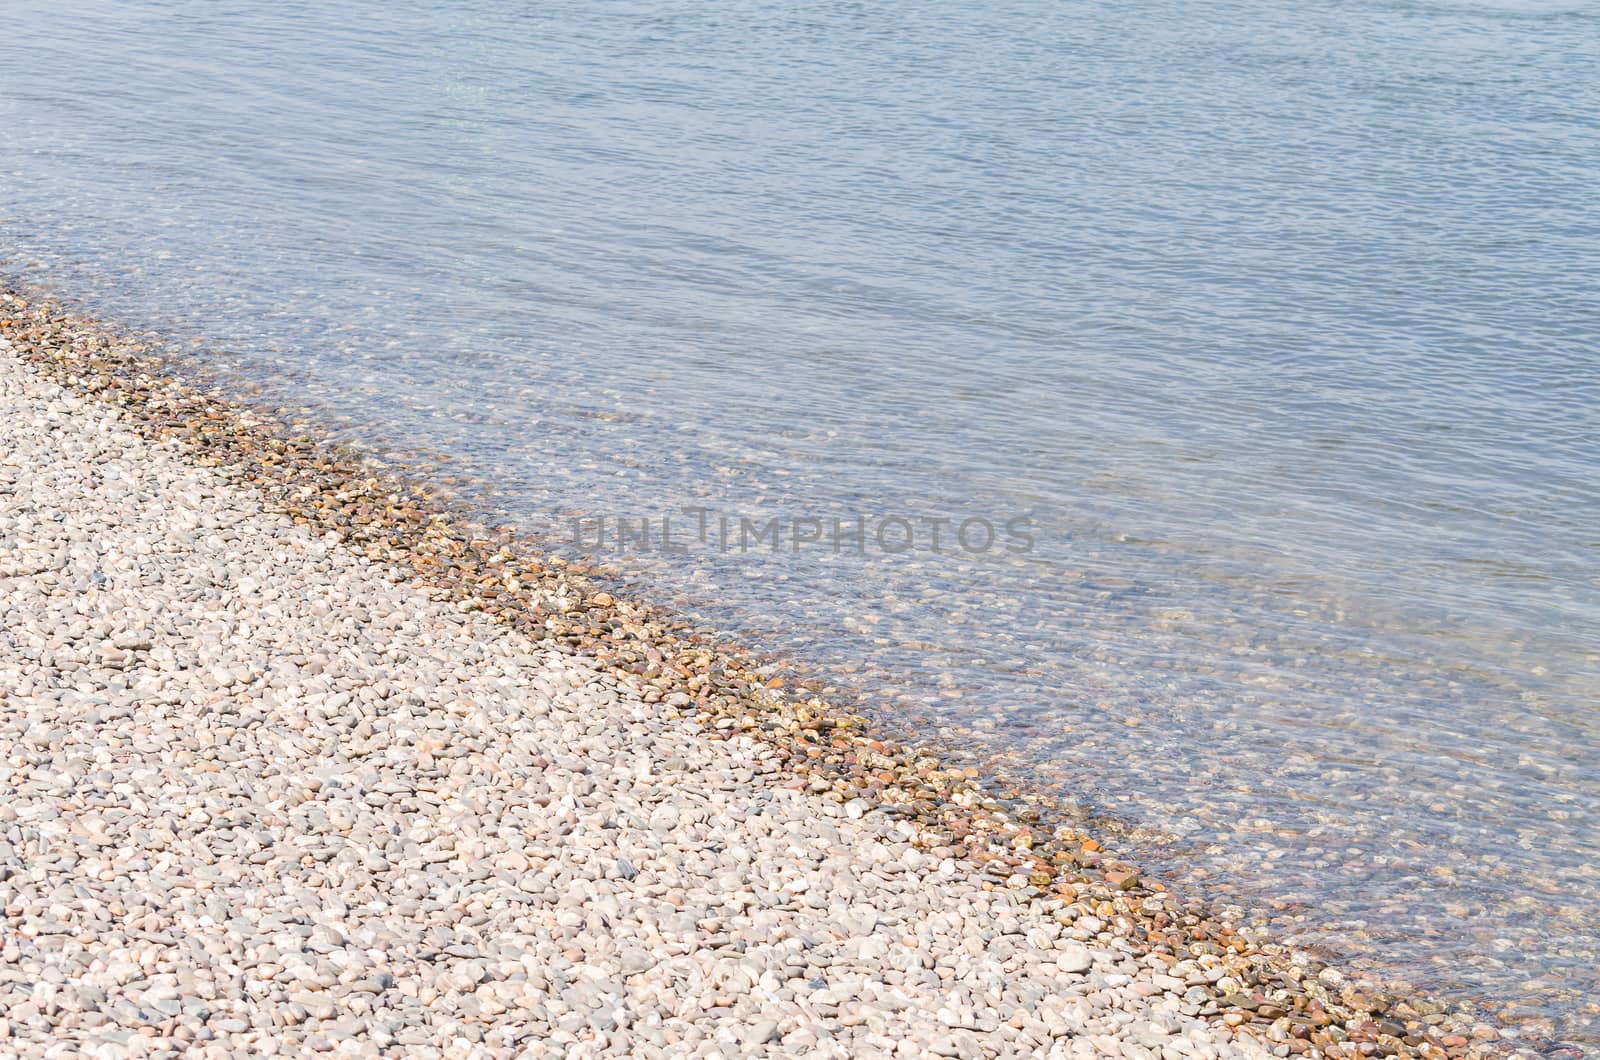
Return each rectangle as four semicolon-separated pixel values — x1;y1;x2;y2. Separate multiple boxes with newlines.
3;0;1597;1043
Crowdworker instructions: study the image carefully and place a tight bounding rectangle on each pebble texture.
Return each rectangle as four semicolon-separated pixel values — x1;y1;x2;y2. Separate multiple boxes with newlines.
2;301;1555;1060
0;344;1300;1058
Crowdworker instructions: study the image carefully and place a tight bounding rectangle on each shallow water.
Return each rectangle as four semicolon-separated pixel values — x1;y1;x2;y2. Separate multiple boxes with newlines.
3;0;1598;1044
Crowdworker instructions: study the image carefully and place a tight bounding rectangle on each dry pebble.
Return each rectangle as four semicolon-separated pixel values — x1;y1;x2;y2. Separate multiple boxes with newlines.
0;292;1555;1058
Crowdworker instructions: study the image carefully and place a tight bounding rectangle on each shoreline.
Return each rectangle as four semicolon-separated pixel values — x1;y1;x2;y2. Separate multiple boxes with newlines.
0;288;1552;1057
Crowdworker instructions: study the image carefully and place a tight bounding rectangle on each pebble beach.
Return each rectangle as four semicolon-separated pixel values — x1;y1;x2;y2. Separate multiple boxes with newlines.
0;293;1562;1058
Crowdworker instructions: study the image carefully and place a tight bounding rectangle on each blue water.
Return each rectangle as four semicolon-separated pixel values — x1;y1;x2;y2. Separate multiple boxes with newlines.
3;0;1597;1043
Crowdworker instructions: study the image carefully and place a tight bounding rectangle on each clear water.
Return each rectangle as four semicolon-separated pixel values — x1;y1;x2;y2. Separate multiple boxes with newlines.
3;0;1597;1043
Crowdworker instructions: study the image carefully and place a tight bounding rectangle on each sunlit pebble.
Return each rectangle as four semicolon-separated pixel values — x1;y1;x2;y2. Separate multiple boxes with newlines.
0;306;1538;1058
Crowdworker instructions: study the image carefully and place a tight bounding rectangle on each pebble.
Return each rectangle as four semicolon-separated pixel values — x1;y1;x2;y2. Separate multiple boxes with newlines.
0;295;1546;1058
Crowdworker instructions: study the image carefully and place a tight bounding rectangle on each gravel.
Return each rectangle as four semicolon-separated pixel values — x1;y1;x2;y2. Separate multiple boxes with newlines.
2;292;1548;1058
0;340;1293;1058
